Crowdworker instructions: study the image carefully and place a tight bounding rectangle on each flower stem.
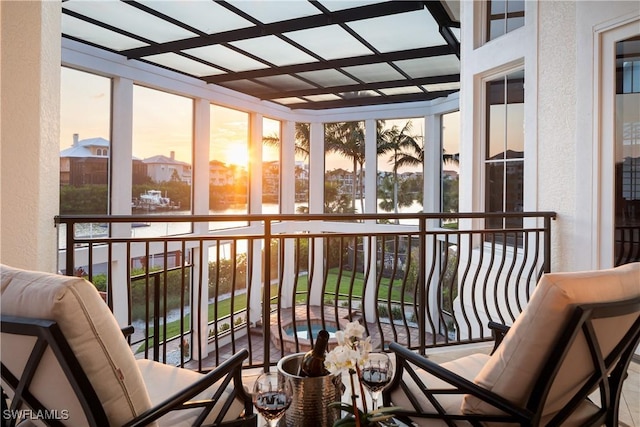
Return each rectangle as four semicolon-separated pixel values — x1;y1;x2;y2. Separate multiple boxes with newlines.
349;371;362;427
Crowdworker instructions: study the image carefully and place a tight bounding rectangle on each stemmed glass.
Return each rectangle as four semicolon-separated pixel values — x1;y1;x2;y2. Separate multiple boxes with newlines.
251;372;293;427
359;352;392;410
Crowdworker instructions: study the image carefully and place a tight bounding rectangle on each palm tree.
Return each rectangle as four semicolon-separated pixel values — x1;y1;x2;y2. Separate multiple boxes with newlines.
262;122;310;159
377;174;416;213
324;122;364;212
377;121;423;216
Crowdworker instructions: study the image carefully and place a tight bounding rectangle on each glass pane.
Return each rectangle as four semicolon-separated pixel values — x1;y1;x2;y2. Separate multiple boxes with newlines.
488;0;506;40
63;0;197;43
505;71;525;158
209;105;249;230
295;123;310;213
263;118;280;211
485;163;504;229
485;69;525;233
506;0;525;33
615;36;640;266
62;14;147;51
138;0;252;34
504;160;524;227
230;35;316;67
347;10;444;52
376;119;424;225
324;122;364;214
132;85;193;236
59;68;111;260
284;25;371;61
184;45;269;73
442;111;460;224
486;77;506;160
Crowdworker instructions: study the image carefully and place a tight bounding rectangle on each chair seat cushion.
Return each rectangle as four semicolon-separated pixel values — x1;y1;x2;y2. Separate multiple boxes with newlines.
389;353;489;427
462;262;640;417
137;359;246;427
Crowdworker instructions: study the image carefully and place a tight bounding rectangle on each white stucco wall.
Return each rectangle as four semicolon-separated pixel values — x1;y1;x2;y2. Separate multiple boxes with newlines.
0;1;61;272
537;1;578;271
461;1;639;272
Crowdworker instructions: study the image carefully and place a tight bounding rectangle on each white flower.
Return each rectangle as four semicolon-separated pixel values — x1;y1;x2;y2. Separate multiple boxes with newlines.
344;321;365;340
324;321;371;374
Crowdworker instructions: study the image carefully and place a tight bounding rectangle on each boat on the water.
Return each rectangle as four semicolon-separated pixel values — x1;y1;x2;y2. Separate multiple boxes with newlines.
132;190;180;211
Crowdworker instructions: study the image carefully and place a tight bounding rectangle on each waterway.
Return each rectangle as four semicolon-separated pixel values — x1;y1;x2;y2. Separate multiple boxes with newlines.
58;200;423;249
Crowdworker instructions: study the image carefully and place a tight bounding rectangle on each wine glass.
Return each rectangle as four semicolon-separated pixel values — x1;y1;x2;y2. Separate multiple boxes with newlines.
359;352;392;410
252;372;292;427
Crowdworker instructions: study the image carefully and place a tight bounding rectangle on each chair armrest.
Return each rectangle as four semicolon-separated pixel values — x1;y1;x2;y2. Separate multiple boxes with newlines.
487;321;510;355
120;325;135;338
384;342;531;422
123;349;255;427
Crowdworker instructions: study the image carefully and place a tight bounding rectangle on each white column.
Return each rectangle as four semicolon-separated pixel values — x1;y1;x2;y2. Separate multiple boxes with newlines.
423;114;443;332
248;113;264;324
280;120;296;308
308;122;324;214
111;78;133;216
193;99;211;218
109;77;134;325
193;98;211;358
363;119;378;321
308;122;324;305
0;1;60;272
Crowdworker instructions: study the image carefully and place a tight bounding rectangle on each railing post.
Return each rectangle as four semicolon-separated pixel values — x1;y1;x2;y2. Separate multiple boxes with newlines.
263;219;272;371
544;214;552;273
418;217;427;354
153;273;161;362
65;220;74;276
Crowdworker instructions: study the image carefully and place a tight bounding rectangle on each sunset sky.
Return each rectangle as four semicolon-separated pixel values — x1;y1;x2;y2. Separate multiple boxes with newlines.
61;67;459;173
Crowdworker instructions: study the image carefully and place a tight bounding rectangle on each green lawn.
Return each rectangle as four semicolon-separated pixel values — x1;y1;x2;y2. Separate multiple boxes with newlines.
135;269;412;353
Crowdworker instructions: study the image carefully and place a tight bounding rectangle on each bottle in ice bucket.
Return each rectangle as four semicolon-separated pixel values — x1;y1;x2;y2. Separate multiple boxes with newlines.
299;329;330;377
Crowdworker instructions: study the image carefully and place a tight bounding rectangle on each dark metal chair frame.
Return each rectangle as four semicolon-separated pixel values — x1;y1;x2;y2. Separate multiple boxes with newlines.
383;296;640;427
1;315;257;427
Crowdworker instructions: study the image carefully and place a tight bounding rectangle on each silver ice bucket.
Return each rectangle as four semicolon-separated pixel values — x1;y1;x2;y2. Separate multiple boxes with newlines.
277;353;343;427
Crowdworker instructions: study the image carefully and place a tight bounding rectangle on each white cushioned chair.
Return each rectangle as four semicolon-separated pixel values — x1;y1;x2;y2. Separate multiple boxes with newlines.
0;264;256;427
382;262;640;426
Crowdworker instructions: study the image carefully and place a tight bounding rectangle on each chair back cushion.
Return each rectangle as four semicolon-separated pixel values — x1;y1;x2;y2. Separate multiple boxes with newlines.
1;265;154;426
461;262;640;417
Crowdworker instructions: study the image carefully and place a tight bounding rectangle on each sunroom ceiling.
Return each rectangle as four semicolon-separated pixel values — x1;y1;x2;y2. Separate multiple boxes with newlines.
61;1;460;110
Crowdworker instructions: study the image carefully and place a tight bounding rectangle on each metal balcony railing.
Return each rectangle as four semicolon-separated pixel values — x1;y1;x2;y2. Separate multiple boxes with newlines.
55;212;556;371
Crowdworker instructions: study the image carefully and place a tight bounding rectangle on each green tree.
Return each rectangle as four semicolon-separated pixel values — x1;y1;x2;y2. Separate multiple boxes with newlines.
324;122;365;213
377;174;416;213
377;121;423;217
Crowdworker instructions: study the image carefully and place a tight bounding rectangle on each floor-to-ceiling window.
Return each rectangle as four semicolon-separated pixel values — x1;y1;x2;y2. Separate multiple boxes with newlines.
376;118;424;222
324;121;364;214
263;117;280;211
209;104;249;230
485;70;525;234
442;111;460;216
59;68;112;273
615;35;640;266
59;67;111;216
132;85;193;240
